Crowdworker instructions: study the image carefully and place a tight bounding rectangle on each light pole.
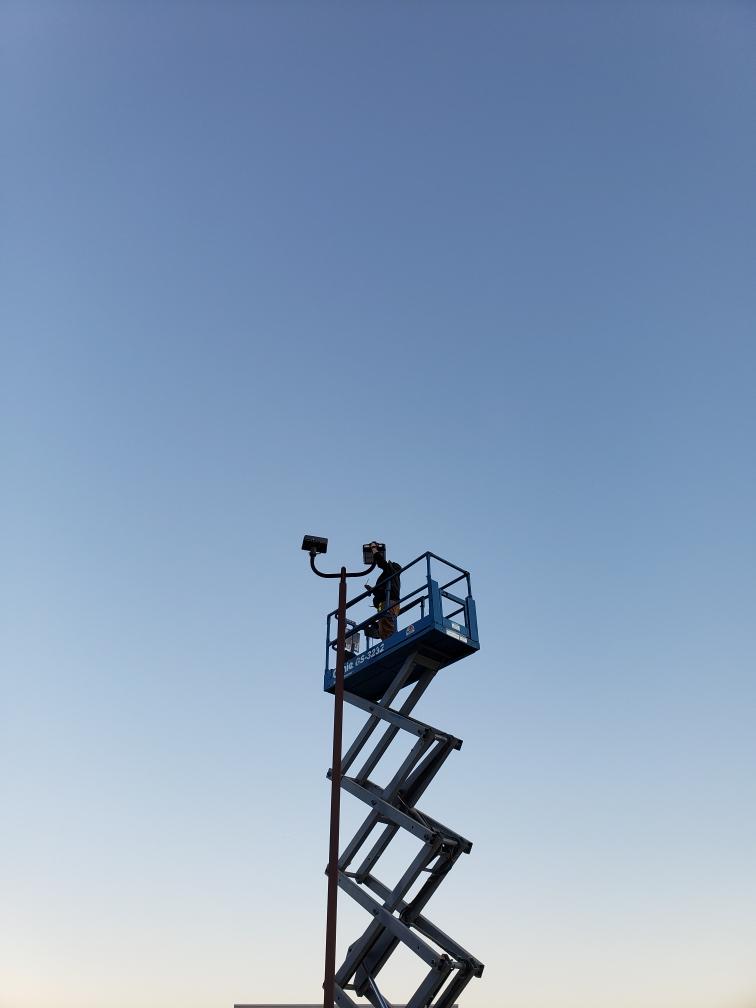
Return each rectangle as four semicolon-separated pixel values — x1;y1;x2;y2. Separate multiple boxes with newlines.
302;535;377;1008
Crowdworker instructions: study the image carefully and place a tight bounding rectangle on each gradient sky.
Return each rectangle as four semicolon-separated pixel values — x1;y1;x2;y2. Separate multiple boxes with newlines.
1;3;755;1008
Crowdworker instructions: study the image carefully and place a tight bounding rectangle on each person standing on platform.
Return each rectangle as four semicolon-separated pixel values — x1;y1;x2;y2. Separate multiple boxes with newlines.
365;541;402;640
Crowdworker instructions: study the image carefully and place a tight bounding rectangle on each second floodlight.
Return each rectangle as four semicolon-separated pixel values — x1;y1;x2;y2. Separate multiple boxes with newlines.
363;542;386;565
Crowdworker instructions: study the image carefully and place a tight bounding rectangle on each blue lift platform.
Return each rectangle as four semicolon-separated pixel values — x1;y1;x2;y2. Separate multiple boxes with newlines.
321;551;484;1008
324;552;480;703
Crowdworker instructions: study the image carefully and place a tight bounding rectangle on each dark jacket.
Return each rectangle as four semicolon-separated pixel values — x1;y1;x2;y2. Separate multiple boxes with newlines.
369;555;402;610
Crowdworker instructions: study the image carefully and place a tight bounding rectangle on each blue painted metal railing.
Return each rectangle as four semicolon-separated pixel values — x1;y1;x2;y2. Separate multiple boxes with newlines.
324;551;479;678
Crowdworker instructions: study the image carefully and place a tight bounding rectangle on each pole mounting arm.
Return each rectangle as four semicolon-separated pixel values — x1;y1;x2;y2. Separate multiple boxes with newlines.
309;554;376;580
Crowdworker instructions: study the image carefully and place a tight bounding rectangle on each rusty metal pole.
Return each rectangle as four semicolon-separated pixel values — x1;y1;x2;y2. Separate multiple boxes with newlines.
306;542;376;1006
323;567;347;1008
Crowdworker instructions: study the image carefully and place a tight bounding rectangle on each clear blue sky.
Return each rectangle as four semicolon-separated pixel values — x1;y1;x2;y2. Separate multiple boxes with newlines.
2;3;755;1007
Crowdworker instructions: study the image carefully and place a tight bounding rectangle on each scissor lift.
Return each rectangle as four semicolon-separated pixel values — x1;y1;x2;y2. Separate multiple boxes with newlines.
323;553;484;1008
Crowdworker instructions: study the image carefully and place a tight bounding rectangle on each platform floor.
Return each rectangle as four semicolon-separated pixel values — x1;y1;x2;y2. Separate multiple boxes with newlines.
324;615;479;702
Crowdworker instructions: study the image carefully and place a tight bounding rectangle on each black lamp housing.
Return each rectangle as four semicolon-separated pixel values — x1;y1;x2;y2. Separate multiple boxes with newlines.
302;534;328;556
363;542;386;565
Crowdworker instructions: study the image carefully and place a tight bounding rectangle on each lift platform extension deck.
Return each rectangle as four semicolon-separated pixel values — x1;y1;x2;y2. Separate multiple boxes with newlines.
322;552;484;1008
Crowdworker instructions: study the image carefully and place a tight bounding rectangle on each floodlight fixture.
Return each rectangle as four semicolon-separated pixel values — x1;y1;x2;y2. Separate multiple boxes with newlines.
302;534;328;556
363;541;386;565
